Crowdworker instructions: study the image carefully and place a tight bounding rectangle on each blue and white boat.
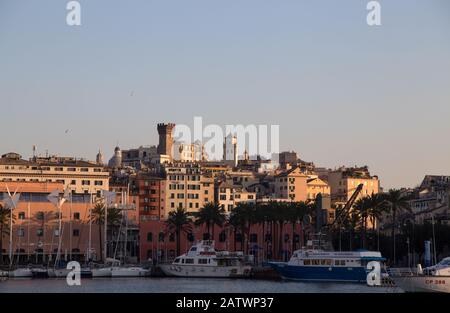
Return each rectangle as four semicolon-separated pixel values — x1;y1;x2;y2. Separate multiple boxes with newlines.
269;240;386;283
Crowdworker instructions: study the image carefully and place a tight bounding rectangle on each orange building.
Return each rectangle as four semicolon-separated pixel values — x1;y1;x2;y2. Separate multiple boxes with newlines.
0;181;101;264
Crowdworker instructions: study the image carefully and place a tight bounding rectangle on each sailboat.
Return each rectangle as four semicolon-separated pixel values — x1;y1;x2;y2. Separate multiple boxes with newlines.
91;189;150;278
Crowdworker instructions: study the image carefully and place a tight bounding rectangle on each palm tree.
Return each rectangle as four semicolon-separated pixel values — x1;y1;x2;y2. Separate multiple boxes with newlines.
90;202;123;261
165;208;192;256
383;189;411;265
194;202;226;240
0;204;15;265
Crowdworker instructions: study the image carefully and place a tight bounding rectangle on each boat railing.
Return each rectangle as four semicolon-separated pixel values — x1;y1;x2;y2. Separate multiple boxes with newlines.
388;267;420;277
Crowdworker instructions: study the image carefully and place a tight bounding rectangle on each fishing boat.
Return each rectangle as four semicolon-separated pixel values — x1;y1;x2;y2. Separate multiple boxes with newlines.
269;239;386;283
391;258;450;293
159;240;253;278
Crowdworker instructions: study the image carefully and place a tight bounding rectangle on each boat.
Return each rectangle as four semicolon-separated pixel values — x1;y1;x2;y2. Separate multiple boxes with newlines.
31;267;49;278
8;268;33;278
391;258;450;293
91;259;150;278
268;239;386;283
47;267;93;278
159;240;253;278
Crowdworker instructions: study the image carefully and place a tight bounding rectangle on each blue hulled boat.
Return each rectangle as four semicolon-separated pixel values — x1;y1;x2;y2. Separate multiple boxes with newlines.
269;240;386;283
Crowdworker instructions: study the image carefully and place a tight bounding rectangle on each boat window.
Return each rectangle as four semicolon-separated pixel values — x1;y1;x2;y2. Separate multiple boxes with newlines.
185;258;194;264
198;259;208;264
190;247;197;252
181;259;185;264
303;259;311;265
174;258;180;263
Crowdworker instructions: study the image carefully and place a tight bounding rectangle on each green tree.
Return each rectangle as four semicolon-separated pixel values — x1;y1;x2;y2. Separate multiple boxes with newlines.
194;202;226;240
0;204;15;265
383;189;411;264
166;208;193;256
90;202;122;261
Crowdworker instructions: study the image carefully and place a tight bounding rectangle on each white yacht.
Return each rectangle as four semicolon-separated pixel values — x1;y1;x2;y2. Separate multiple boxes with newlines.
391;257;450;293
159;240;253;278
92;259;150;278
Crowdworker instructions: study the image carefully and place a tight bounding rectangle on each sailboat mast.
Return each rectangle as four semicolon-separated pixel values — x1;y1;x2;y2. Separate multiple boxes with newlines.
104;198;108;263
88;195;92;263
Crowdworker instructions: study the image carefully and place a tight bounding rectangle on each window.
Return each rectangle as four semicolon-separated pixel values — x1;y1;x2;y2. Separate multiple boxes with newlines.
250;233;258;243
73;212;80;220
73;229;80;237
18;212;25;220
219;232;226;242
185;258;194;264
36;212;44;220
94;181;103;186
82;180;90;186
37;229;44;237
18;228;25;237
198;259;208;264
71;180;76;185
80;168;89;172
147;232;153;242
158;232;165;242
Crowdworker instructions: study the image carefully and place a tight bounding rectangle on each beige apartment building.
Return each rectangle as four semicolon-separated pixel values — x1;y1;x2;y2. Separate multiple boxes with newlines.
216;182;256;213
0;153;109;195
324;166;380;205
274;166;308;202
164;164;214;218
306;176;331;201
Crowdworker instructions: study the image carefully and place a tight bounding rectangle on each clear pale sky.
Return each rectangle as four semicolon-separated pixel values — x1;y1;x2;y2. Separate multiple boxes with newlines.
0;0;449;190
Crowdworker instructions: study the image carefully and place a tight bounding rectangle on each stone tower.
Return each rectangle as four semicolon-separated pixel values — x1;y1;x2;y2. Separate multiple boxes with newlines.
157;123;176;158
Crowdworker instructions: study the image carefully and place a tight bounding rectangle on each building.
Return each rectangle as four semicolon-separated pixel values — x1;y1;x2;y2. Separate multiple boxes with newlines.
134;172;166;221
108;146;123;168
0;152;109;195
278;151;297;169
273;166;308;202
157;123;176;159
163;164;214;218
323;166;380;205
0;181;101;264
306;176;331;201
173;140;204;162
122;145;158;169
223;133;238;167
216;182;256;213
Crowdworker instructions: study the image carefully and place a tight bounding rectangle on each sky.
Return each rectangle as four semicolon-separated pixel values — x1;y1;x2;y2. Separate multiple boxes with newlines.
0;0;449;190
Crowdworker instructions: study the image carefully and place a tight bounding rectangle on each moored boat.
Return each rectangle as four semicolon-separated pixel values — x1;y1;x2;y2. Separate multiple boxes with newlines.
269;240;386;283
159;240;253;278
391;258;450;293
8;268;33;278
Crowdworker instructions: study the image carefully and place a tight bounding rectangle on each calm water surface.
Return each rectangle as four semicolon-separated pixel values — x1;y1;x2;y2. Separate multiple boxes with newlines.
0;278;403;293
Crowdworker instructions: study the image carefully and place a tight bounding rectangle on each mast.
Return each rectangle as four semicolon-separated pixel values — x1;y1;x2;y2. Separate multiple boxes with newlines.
27;201;31;262
88;195;92;263
104;198;108;263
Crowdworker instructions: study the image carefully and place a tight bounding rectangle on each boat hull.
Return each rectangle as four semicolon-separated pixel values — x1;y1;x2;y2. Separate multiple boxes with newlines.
269;262;368;283
159;264;252;278
48;268;92;278
9;268;33;278
110;267;150;277
392;276;450;293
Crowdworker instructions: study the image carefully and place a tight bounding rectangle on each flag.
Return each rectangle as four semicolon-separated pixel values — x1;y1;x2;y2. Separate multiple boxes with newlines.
4;193;20;210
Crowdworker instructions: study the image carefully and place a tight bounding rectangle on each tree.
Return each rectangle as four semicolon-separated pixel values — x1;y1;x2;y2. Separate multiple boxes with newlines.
0;204;14;265
383;189;411;264
287;201;313;253
166;208;192;256
90;202;122;261
194;202;226;240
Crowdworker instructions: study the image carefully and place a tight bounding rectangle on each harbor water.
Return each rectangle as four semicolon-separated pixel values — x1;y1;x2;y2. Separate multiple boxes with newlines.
0;277;403;293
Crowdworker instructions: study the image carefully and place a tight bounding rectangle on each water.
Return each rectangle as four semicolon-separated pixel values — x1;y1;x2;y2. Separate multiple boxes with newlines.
0;278;403;293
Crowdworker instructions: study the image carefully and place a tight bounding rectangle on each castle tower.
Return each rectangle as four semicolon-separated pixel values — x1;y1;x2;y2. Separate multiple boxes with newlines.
157;123;176;158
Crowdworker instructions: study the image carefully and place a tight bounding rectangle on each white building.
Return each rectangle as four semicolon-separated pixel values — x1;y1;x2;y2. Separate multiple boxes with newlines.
173;140;204;162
